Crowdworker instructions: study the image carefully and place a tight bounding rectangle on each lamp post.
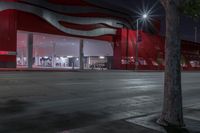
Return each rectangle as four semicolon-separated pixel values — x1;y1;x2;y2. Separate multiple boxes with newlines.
135;13;148;71
116;23;129;70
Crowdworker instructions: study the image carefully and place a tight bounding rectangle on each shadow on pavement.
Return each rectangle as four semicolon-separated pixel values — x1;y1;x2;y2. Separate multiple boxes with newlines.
0;99;31;114
0;110;108;133
163;126;190;133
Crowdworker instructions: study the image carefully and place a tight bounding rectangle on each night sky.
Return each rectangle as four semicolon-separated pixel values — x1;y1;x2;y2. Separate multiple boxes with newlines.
98;0;200;43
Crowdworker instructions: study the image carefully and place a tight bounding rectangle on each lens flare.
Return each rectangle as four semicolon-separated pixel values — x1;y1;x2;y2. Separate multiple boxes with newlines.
143;14;148;19
132;0;161;30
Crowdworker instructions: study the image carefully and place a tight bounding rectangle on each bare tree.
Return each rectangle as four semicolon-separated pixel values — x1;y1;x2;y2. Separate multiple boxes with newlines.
157;0;200;127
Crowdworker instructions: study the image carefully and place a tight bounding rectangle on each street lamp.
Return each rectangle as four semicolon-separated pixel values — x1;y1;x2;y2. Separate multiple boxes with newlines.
116;23;129;70
135;13;148;71
143;14;148;19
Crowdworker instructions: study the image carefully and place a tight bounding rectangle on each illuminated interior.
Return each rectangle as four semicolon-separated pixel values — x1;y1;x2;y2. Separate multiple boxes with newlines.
17;31;113;69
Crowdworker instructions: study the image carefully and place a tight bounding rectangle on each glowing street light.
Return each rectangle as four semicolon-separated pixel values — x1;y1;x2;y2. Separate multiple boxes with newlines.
143;14;148;19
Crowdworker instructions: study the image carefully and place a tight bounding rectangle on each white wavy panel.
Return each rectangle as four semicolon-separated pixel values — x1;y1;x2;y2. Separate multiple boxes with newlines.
0;2;118;37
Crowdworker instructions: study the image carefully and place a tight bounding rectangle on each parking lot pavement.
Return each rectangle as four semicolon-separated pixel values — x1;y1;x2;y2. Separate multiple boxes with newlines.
0;71;199;132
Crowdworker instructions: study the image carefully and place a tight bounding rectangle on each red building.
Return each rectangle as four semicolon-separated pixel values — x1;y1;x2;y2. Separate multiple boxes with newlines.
0;0;200;70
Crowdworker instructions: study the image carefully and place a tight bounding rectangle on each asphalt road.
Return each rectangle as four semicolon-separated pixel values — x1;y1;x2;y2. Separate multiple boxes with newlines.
0;71;199;133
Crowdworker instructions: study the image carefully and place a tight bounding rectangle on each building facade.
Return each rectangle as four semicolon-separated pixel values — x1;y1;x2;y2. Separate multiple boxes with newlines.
0;0;200;70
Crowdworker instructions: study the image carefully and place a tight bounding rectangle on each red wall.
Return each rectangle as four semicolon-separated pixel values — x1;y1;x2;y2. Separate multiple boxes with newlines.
113;28;200;70
0;1;17;67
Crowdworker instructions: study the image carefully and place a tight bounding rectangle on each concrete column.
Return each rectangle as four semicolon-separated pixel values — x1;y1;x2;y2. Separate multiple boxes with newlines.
21;49;24;66
52;43;56;68
79;39;84;70
27;33;33;69
34;46;39;66
35;55;40;66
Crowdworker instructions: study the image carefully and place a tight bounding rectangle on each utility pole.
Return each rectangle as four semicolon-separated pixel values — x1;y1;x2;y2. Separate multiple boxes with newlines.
135;19;139;71
126;28;129;70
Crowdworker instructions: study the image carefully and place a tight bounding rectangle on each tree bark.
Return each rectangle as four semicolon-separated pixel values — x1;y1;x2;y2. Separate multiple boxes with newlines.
157;0;184;127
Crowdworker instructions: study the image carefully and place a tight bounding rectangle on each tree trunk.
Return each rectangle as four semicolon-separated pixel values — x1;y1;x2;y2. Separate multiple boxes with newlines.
157;0;184;127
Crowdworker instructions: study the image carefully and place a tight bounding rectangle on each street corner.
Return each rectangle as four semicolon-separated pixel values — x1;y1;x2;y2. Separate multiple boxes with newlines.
126;113;200;133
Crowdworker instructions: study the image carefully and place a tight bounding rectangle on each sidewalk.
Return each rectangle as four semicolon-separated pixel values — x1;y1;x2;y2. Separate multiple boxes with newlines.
67;113;200;133
68;104;200;133
68;120;161;133
0;68;79;72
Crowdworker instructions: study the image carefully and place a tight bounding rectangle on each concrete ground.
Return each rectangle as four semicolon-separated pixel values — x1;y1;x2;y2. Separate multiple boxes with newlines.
0;71;199;133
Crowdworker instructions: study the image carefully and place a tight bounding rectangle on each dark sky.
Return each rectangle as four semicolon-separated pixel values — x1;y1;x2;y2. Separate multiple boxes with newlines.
99;0;200;43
